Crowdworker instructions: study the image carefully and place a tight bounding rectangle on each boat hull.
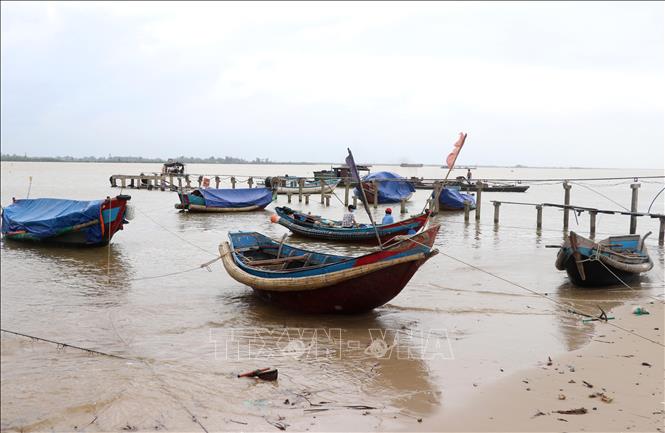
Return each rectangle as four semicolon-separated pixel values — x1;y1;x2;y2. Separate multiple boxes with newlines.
251;259;427;313
273;207;429;243
558;250;640;287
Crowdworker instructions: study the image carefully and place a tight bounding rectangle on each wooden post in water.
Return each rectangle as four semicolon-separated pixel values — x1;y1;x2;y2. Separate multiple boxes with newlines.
630;183;640;234
563;181;571;231
287;193;292;204
400;199;406;214
231;177;236;189
344;180;350;206
178;177;183;190
536;205;543;231
325;195;330;207
215;176;220;188
185;175;191;188
120;177;126;188
464;200;470;223
320;179;325;204
493;201;501;224
160;176;165;191
353;196;358;208
659;217;664;246
298;178;304;203
305;194;310;205
372;180;378;209
433;182;441;214
248;177;254;189
169;175;174;189
475;180;483;221
589;210;597;238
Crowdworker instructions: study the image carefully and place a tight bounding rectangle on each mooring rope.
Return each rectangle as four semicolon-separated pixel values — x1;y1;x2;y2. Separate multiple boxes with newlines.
569;181;630;211
135;207;217;257
436;251;665;348
127;256;221;282
0;329;133;360
107;313;209;433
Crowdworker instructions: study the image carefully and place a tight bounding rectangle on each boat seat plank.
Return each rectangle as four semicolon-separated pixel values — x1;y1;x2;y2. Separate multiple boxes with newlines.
246;254;311;266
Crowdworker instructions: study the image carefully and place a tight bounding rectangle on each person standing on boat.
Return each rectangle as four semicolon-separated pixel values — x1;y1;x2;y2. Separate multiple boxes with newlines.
342;205;357;228
382;208;394;225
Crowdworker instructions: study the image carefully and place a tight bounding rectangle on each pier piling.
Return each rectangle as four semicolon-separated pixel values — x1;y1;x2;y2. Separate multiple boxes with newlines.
464;200;470;223
353;196;358;208
305;194;310;205
299;178;304;202
344;180;350;206
589;210;597;238
287;193;292;204
372;180;378;209
659;217;664;246
475;180;483;221
248;177;254;189
400;199;406;214
630;183;640;234
231;177;236;189
493;201;501;224
536;204;543;231
563;181;571;231
325;195;330;207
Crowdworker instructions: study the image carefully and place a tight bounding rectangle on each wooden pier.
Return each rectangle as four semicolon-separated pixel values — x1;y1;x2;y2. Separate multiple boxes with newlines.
109;172;665;244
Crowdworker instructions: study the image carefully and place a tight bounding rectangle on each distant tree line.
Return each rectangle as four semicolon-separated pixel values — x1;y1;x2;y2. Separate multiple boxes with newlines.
0;153;317;165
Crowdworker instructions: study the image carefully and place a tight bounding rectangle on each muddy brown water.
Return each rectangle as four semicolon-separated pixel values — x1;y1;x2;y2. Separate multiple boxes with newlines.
1;162;663;431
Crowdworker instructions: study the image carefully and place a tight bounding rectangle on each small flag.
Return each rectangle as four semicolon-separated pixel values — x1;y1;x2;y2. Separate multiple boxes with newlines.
446;132;467;169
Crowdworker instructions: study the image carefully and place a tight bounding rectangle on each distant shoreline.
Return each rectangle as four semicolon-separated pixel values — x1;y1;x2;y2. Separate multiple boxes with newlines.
1;154;660;170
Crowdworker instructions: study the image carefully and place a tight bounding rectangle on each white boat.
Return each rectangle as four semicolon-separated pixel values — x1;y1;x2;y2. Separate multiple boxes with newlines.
267;177;340;195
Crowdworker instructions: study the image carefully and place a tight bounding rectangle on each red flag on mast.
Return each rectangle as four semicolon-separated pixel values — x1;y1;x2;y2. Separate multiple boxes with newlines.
446;132;467;168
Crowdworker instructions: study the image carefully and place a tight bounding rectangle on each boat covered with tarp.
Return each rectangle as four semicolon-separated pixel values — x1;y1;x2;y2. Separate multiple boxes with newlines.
271;206;429;242
356;171;415;204
435;187;477;211
219;225;440;313
1;195;131;246
555;231;653;287
176;188;275;212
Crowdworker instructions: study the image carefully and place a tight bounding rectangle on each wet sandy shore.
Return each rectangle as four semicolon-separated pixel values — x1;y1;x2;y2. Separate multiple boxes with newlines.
417;302;664;432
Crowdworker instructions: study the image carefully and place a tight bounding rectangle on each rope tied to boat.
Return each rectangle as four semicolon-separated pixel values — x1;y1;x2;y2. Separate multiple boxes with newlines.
436;250;665;348
127;256;221;282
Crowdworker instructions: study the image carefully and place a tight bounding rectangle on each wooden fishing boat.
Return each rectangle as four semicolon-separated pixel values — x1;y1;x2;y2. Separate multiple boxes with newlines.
410;177;529;192
2;195;131;246
176;188;275;212
313;165;371;181
356;172;415;204
555;231;653;287
219;225;440;313
436;187;477;211
271;206;429;243
264;177;340;195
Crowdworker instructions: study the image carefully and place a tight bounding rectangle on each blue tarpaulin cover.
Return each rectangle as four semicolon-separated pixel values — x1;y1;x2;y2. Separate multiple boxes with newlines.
2;198;104;242
437;187;476;210
199;188;274;208
356;172;415;203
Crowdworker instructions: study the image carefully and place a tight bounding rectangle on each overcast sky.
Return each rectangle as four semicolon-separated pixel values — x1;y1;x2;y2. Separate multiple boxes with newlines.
1;1;663;167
